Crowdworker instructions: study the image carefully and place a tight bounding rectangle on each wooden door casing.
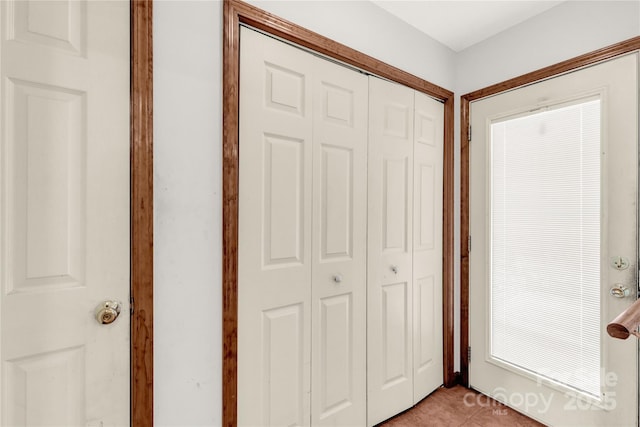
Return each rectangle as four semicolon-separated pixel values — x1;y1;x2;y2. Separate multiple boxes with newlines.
223;1;455;425
131;1;154;425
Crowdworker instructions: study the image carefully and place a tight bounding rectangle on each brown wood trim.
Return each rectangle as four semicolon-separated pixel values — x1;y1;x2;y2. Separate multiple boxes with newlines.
459;36;640;388
222;0;240;426
460;96;470;387
223;0;455;424
442;96;456;388
464;36;640;101
131;0;153;425
227;0;453;101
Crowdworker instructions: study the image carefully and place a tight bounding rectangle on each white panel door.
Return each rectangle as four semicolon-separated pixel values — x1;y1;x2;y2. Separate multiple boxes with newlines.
412;92;444;403
0;1;130;425
238;27;313;427
469;54;638;426
311;56;367;427
367;76;414;426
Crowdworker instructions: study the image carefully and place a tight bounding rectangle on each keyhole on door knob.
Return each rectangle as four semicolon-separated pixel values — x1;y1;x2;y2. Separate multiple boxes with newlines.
100;310;116;323
391;265;398;274
95;301;121;325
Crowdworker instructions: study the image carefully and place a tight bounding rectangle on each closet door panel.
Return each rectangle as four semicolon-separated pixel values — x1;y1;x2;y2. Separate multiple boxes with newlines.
412;92;444;402
383;157;409;251
312;56;368;427
367;77;414;426
238;27;313;427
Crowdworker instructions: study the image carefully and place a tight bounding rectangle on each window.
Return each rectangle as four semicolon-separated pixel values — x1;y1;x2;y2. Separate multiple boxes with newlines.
490;98;602;398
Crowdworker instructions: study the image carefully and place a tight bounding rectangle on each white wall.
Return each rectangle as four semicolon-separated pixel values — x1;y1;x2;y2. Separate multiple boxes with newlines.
154;1;222;425
153;0;640;425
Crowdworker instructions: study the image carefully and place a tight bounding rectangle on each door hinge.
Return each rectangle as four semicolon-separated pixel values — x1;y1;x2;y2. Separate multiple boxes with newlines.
130;296;134;315
468;346;471;363
468;125;472;142
468;235;472;253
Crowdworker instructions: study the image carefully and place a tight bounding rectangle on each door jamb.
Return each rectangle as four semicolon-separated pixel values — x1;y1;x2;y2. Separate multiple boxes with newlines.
131;0;154;425
460;36;640;387
223;0;456;425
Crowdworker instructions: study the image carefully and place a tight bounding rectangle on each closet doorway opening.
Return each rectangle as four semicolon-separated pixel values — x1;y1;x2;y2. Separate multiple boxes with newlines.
222;0;455;425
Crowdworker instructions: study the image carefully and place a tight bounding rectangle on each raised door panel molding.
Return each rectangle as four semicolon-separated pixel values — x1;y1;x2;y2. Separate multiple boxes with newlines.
322;82;354;127
7;0;86;56
382;157;409;254
416;112;436;147
383;104;409;139
6;346;85;426
262;304;305;426
318;294;353;419
381;281;410;388
320;145;353;262
7;80;86;293
263;134;305;268
265;62;306;116
416;275;436;374
416;163;436;252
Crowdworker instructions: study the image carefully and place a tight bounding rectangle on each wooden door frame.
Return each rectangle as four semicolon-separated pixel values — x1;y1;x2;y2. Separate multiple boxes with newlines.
131;0;153;426
460;36;640;387
222;0;456;425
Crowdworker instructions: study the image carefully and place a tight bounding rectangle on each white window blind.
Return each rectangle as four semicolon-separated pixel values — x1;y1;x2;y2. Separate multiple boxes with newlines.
490;98;601;398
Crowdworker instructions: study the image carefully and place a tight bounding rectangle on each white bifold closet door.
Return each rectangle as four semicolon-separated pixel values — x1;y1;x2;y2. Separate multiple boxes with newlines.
367;78;415;425
239;26;444;427
412;90;444;400
238;27;313;427
311;51;368;426
238;27;367;427
367;77;444;426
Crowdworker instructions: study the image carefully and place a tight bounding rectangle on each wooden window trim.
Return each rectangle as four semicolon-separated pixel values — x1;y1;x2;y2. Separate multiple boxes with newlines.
222;0;456;425
131;0;153;425
460;36;640;387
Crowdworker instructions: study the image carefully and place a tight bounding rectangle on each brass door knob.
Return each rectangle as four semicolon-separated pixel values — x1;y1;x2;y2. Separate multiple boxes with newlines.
95;301;122;324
